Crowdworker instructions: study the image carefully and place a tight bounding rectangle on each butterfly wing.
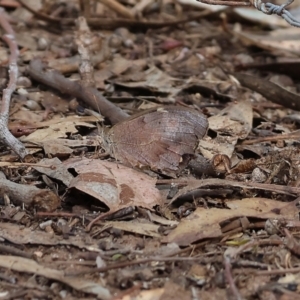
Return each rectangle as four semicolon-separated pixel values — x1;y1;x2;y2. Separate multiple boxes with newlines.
107;106;208;174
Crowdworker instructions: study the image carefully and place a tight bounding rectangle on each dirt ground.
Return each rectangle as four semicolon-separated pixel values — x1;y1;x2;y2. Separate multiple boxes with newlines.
0;0;300;299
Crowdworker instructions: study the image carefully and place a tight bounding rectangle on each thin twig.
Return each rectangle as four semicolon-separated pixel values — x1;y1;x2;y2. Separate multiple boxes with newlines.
28;59;129;125
67;254;216;276
0;8;27;158
224;255;242;300
97;0;135;19
15;0;212;29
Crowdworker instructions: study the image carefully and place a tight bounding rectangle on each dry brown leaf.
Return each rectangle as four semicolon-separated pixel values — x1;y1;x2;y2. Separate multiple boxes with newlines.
114;65;181;100
0;255;111;298
121;288;165;300
34;157;74;186
233;8;288;28
208;101;253;139
182;79;235;102
42;141;73;156
198;138;236;161
10;109;44;124
164;198;298;246
64;158;162;212
36;138;100;156
198;101;252;167
21;115;99;142
107;220;161;238
41;91;69;113
233;27;300;56
0;222;104;252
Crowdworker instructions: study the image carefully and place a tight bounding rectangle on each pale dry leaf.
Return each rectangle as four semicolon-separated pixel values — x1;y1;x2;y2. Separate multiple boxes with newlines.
208;101;253;139
121;288;165;300
198;101;252;166
164;198;298;246
233;27;300;56
0;255;111;298
11;0;42;22
198;137;236;160
21;119;96;142
34;115;102;127
43;141;73;156
11;109;44;123
233;8;288;28
107;220;161;238
114;65;181;99
34;157;74;186
64;158;162;212
36;137;100;156
0;222;105;252
182;79;235;102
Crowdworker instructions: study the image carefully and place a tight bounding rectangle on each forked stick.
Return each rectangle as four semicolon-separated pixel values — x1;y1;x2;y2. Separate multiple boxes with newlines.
0;8;27;158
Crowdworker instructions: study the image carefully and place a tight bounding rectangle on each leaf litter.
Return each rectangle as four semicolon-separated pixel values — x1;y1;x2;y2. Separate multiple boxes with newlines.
0;0;300;299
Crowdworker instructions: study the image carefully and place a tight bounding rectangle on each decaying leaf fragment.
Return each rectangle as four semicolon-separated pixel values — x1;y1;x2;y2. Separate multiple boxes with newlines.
102;106;208;176
64;158;162;212
164;198;298;246
0;255;111;298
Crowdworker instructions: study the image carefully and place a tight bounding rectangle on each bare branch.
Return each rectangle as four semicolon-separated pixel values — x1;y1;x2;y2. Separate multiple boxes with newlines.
0;8;27;158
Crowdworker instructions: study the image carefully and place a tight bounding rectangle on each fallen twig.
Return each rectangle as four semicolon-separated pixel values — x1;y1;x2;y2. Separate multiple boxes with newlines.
224;255;242;300
0;8;27;158
155;178;300;206
0;173;60;211
28;59;128;125
233;72;300;111
15;0;212;29
75;16;95;88
98;0;135;19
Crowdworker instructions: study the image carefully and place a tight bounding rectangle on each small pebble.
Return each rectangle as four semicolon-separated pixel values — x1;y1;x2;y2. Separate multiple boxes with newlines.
59;290;67;298
37;37;49;50
251;167;267;183
265;219;280;235
68;98;79;111
63;34;73;44
108;34;123;50
39;220;53;230
25;100;42;111
17;76;32;88
17;87;28;95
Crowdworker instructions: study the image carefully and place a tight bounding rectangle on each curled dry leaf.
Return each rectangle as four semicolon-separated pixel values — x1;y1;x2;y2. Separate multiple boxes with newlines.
64;158;162;212
199;101;253;171
0;255;111;298
164;198;298;246
102;106;208;176
208;100;253;139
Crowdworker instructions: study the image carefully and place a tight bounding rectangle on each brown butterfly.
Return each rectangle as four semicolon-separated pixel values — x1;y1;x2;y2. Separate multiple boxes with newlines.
102;106;208;176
